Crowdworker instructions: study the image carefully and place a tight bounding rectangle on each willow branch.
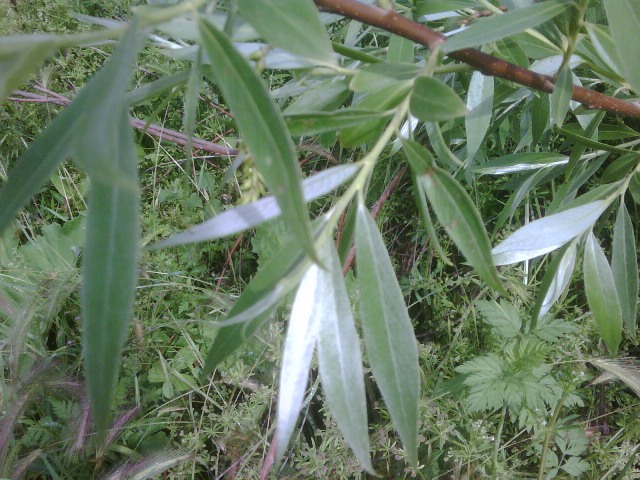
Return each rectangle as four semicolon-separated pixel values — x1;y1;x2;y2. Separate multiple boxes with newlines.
315;0;640;118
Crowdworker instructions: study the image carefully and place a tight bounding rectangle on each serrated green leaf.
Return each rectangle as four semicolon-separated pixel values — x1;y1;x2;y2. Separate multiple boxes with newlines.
550;64;573;127
418;162;505;293
604;0;640;93
532;242;577;324
410;76;468;122
355;199;419;467
611;202;638;339
475;300;522;338
237;0;336;66
473;152;568;175
465;72;494;166
583;231;623;355
492;200;607;266
198;17;318;263
276;262;322;463
442;0;570;53
317;242;373;473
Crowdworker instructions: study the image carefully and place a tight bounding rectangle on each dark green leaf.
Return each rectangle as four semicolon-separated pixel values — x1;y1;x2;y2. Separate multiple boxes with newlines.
442;0;570;53
356;199;420;467
417;160;505;293
237;0;336;65
317;241;373;473
198;17;318;262
583;231;623;355
410;77;468;122
286;109;388;136
611;202;638;338
558;126;634;154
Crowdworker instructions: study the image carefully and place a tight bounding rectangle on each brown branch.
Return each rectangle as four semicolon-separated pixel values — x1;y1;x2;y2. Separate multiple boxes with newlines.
314;0;640;118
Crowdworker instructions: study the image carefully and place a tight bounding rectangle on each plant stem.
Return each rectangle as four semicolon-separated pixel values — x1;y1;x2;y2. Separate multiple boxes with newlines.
491;405;507;476
537;390;569;480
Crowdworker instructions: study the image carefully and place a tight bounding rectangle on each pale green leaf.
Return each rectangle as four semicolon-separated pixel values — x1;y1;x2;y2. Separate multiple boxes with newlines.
532;242;577;324
198;17;318;262
550;64;573;127
356;199;420;466
417;159;505;293
410;76;468;122
583;232;623;355
604;0;640;93
276;262;322;463
475;300;522;338
237;0;336;65
350;63;420;93
611;202;638;338
317;242;373;473
591;358;640;398
465;72;494;166
149;165;358;249
492;201;608;266
388;34;414;63
473;152;568;175
585;23;624;78
442;0;570;53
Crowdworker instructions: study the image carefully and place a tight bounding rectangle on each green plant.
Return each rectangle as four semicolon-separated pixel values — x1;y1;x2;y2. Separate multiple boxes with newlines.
2;0;640;477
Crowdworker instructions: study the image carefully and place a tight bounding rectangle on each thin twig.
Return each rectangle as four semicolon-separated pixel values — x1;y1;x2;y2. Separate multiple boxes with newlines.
314;0;640;118
9;88;239;157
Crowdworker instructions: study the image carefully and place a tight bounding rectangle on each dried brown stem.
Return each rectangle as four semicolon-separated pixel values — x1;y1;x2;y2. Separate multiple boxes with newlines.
314;0;640;118
9;88;239;157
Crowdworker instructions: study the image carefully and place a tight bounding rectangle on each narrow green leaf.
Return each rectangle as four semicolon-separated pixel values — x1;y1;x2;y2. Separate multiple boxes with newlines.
276;262;322;463
0;35;58;101
585;23;624;78
531;94;550;146
604;0;640;93
557;126;635;154
410;77;468;122
388;34;414;64
611;202;638;338
531;242;577;324
591;358;640;399
350;63;420;93
473;152;568;175
149;164;358;249
286;109;388;137
79;23;146;440
417;160;505;294
583;232;623;355
237;0;336;65
550;64;573;127
356;199;420;467
202;218;329;375
126;69;191;106
198;17;318;262
317;241;373;473
442;0;571;53
465;72;494;166
492;200;608;266
340;83;411;147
